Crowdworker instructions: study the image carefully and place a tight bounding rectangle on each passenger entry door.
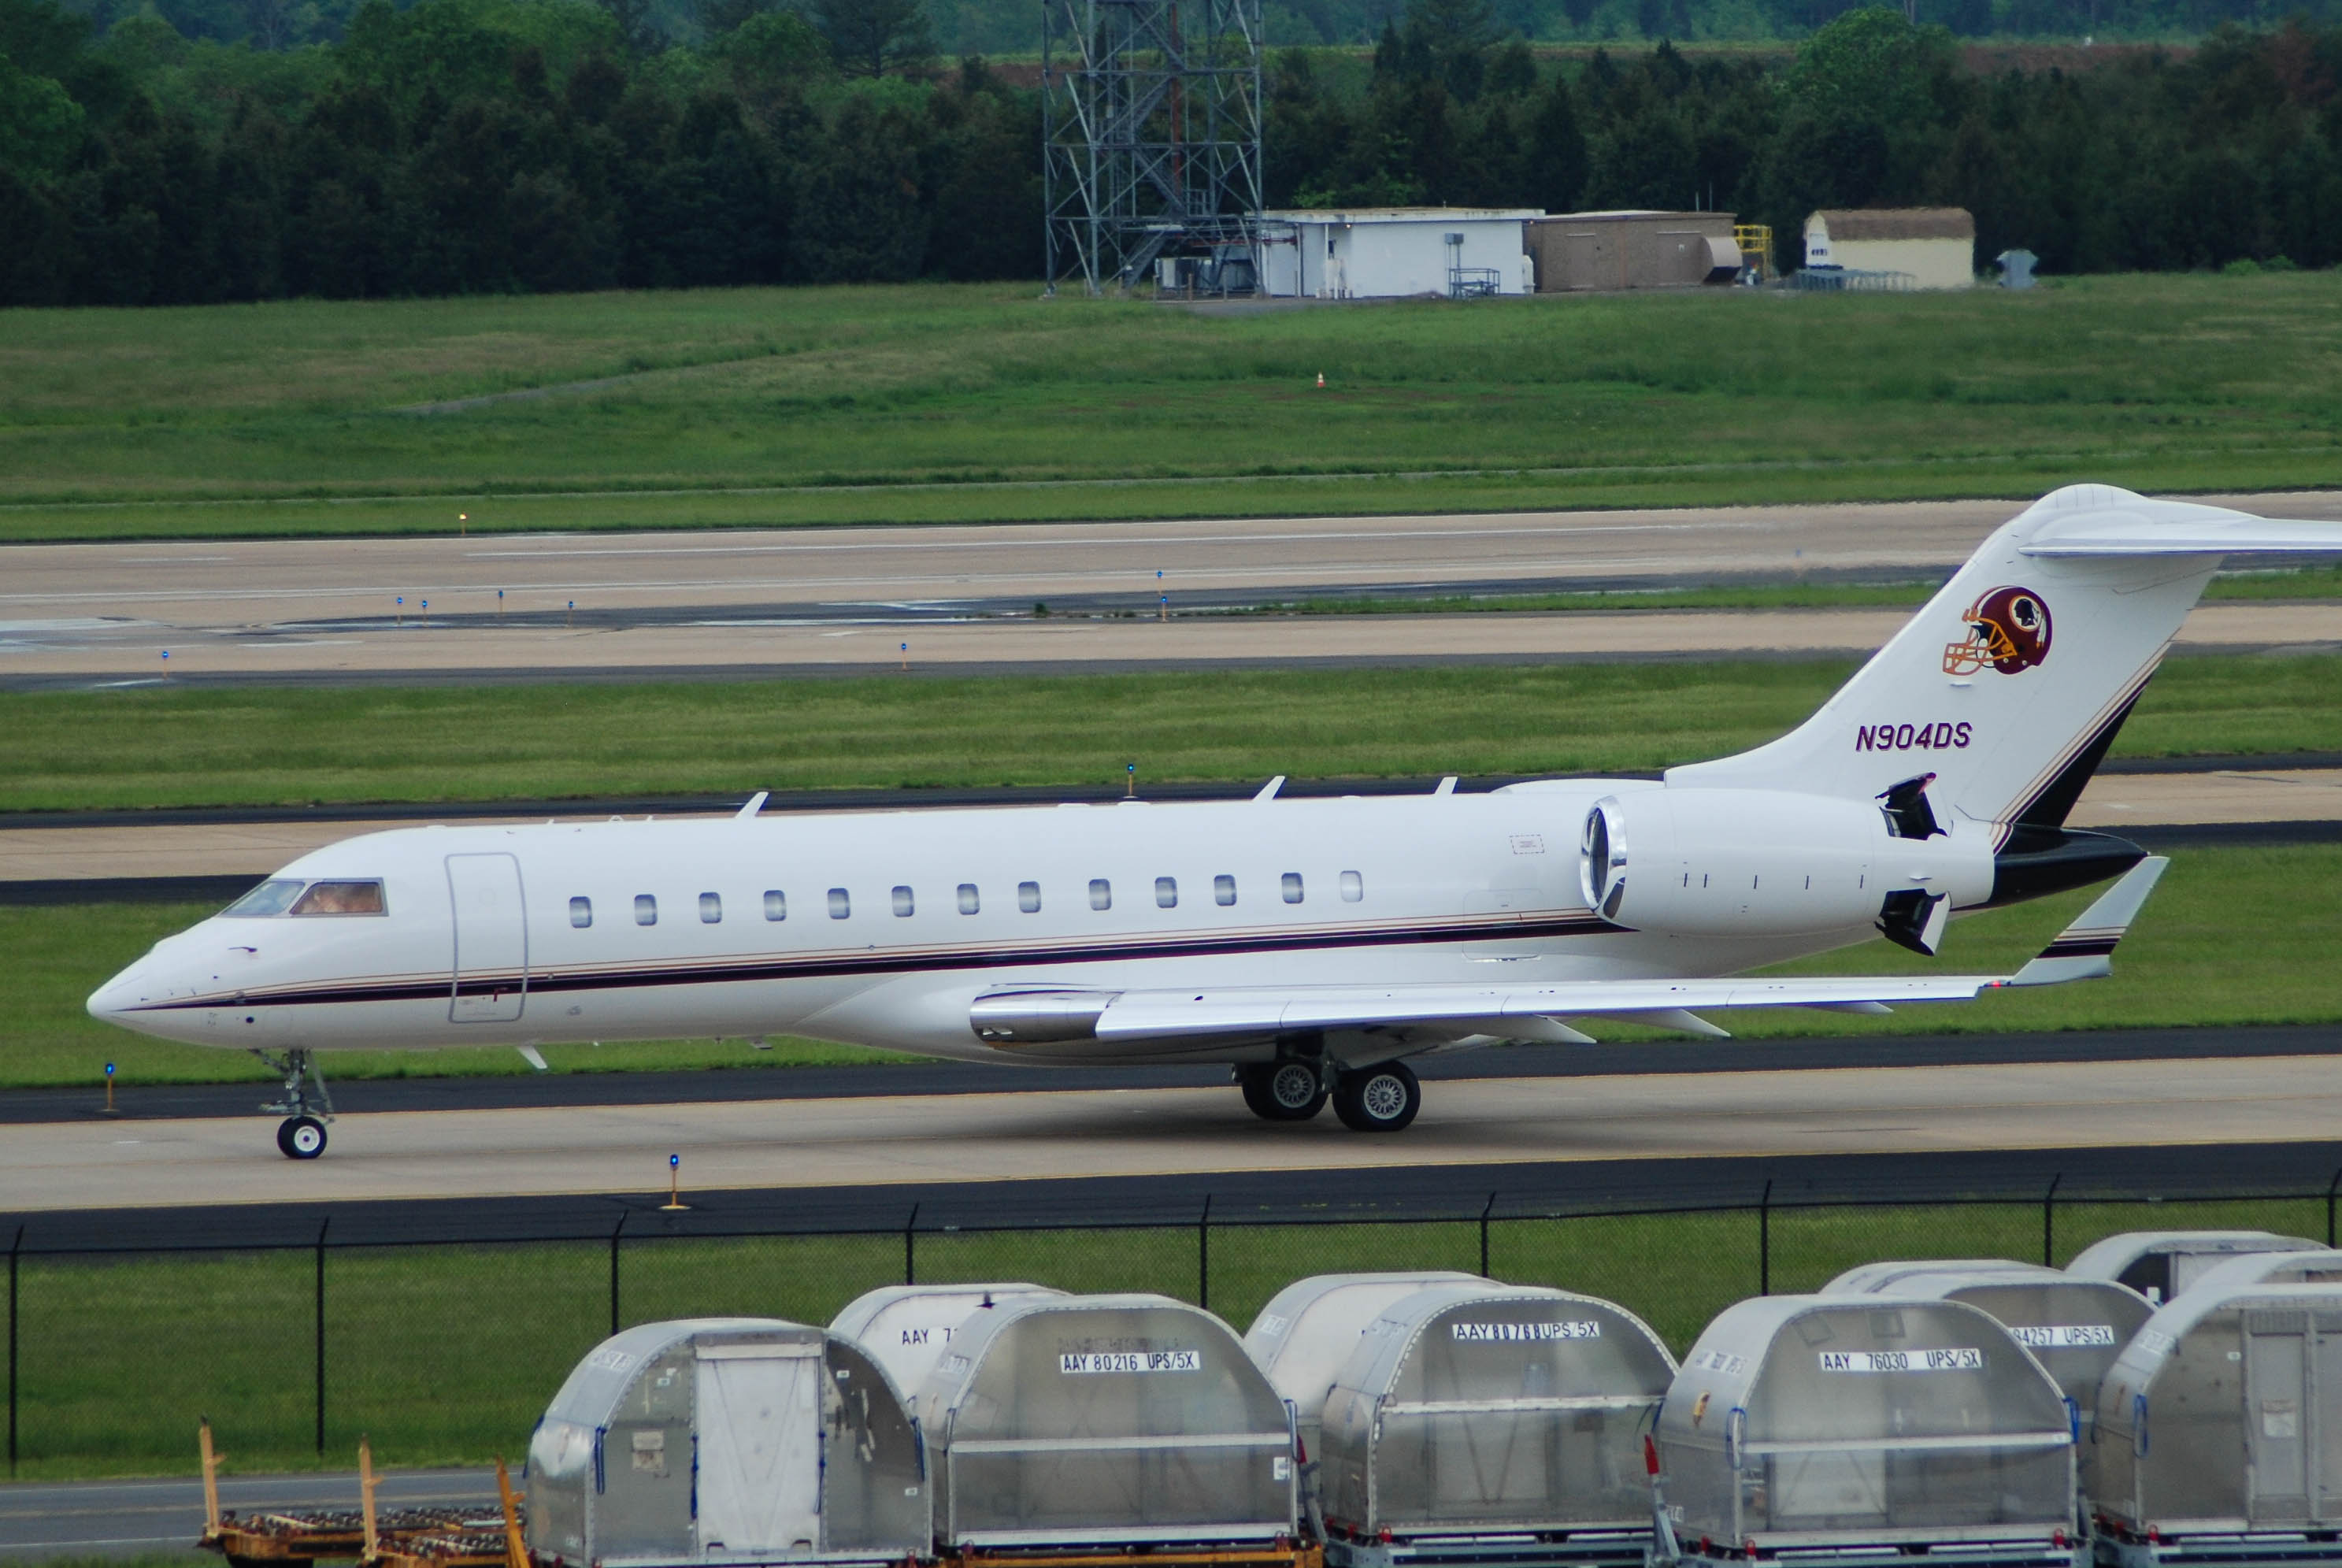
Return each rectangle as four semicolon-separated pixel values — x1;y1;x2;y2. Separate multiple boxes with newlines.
446;853;527;1023
695;1342;823;1552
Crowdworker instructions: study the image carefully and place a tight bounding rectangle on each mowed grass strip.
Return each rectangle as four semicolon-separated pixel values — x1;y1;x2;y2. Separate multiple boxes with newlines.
14;1195;2333;1479
4;272;2342;536
2;654;2333;814
17;844;2342;1091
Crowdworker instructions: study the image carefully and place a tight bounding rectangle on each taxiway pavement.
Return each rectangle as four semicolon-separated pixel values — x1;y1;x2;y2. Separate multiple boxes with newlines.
8;493;2341;685
8;1052;2342;1214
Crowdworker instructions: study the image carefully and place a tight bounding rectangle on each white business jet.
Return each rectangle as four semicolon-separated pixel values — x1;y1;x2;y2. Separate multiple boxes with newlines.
88;485;2342;1158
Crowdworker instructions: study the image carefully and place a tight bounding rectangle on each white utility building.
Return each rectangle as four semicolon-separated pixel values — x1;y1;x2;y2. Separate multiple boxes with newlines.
1260;207;1538;299
1803;207;1976;288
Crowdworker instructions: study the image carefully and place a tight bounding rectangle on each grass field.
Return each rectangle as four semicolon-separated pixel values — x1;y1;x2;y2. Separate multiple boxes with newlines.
7;1193;2332;1480
3;653;2335;814
5;273;2342;541
15;843;2340;1091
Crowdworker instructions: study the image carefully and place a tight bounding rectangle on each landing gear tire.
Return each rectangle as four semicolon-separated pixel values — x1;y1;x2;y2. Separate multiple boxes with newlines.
1333;1060;1421;1132
1240;1061;1328;1121
276;1115;328;1159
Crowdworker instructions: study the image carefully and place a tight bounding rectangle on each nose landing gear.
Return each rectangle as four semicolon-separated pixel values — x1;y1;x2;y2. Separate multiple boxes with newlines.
254;1048;335;1159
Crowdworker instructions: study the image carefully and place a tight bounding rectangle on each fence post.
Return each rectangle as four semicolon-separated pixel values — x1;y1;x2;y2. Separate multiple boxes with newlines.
1480;1193;1496;1277
2042;1175;2062;1267
609;1214;627;1337
314;1218;330;1455
2328;1168;2340;1247
1758;1181;1772;1296
1199;1196;1212;1311
8;1223;20;1475
903;1204;919;1286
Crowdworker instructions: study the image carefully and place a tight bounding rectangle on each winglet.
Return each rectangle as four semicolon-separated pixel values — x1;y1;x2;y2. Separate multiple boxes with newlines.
736;791;769;820
2007;856;2168;988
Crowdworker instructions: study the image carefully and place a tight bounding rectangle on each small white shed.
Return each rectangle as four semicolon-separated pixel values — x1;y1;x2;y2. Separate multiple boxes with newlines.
1803;208;1976;289
1261;207;1538;300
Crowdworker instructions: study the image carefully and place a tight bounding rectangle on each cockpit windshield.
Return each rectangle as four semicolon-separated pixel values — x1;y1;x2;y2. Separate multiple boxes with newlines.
291;880;387;915
222;879;305;917
220;879;388;917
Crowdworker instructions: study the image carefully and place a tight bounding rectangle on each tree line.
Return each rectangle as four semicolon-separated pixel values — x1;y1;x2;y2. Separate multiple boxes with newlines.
2;0;2337;307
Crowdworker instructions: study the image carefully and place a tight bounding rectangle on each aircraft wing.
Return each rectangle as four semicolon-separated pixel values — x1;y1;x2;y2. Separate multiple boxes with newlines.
972;859;2166;1047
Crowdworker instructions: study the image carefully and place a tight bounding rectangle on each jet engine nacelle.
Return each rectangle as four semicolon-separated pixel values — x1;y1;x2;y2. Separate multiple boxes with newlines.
1580;787;1995;939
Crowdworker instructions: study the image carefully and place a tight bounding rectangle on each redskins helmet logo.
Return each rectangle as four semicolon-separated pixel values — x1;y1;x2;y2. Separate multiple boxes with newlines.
1943;585;2052;676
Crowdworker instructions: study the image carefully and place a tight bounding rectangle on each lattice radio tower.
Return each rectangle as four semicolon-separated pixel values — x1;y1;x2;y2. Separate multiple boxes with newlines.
1042;0;1265;295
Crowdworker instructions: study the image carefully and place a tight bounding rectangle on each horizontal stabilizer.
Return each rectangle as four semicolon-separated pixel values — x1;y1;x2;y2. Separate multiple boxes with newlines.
2008;855;2167;986
2022;509;2342;558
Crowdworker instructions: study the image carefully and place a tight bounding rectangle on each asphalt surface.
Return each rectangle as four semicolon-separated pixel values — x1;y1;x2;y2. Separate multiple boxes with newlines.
11;1050;2342;1217
0;1467;497;1561
6;493;2340;687
2;1023;2335;1127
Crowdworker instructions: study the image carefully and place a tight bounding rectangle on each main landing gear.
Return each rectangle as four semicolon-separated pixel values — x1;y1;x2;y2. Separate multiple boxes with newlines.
1238;1058;1421;1132
255;1047;335;1159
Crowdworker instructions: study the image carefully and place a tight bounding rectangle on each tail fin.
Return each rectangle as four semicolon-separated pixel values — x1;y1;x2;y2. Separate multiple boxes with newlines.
1668;484;2342;834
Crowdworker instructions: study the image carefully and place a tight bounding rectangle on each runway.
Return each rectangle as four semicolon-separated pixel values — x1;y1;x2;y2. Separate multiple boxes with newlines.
9;1051;2342;1216
6;491;2339;685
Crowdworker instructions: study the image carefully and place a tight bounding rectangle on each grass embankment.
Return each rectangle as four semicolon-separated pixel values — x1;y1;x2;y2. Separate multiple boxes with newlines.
9;1195;2331;1480
16;843;2342;1092
3;654;2333;814
5;273;2342;541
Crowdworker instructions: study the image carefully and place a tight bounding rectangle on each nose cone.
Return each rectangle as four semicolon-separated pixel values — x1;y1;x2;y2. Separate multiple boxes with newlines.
87;957;184;1040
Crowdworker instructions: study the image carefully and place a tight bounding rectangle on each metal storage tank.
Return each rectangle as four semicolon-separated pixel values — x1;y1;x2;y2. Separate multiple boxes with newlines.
2067;1233;2323;1306
1833;1269;2152;1498
526;1318;928;1566
2093;1282;2342;1561
1314;1283;1676;1561
919;1292;1298;1548
831;1281;1066;1396
1246;1271;1486;1458
1656;1296;2079;1564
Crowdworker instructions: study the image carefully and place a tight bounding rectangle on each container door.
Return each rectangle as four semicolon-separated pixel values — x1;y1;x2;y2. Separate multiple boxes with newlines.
695;1343;822;1553
2248;1314;2311;1524
447;853;527;1022
2318;1319;2342;1522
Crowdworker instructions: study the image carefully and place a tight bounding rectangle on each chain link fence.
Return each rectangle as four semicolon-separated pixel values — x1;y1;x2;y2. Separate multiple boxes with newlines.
7;1180;2339;1479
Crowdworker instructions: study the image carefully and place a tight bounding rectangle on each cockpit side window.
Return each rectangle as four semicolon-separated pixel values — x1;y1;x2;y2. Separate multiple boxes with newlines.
222;879;306;917
291;880;387;916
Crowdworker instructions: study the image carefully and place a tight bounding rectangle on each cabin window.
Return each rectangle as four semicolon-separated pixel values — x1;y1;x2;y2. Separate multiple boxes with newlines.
763;890;786;921
222;878;306;917
1018;881;1041;913
828;888;850;920
1214;874;1236;906
569;896;592;929
958;884;980;915
634;894;658;926
1282;873;1304;904
892;885;914;917
1089;878;1112;911
291;880;387;916
699;891;721;924
1340;870;1364;903
1155;877;1177;909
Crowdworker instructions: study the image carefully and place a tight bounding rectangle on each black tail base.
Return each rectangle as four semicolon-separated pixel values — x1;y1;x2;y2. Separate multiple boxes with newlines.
1988;825;2149;907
